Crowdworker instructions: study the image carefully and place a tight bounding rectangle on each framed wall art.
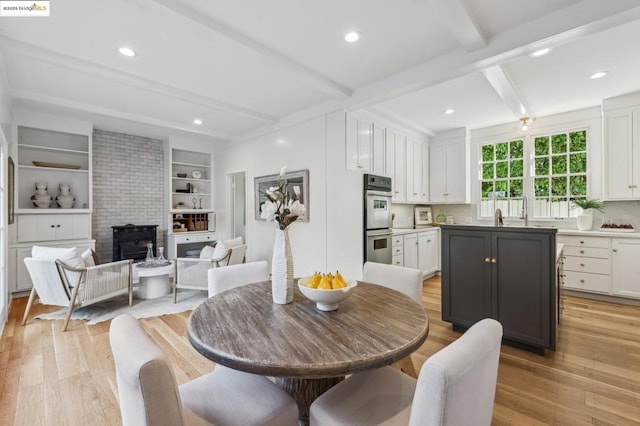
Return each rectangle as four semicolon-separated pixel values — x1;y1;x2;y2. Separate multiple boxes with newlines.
254;169;309;222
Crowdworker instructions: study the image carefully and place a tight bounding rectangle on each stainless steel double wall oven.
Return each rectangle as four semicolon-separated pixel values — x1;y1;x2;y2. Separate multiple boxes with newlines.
364;174;393;264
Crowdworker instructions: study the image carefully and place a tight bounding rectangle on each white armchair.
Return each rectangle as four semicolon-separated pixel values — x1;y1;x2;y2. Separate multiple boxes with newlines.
22;246;133;331
173;237;247;302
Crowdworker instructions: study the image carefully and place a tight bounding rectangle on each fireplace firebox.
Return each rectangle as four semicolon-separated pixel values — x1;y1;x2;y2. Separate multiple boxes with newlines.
112;224;158;262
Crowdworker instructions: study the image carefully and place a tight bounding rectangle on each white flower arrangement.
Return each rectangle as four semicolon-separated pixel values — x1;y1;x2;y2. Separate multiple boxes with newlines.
260;166;307;230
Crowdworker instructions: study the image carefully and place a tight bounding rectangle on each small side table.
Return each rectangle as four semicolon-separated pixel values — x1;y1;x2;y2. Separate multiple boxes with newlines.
133;262;174;299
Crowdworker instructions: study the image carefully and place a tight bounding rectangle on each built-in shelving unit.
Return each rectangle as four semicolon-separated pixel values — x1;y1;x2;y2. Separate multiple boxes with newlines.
17;126;91;212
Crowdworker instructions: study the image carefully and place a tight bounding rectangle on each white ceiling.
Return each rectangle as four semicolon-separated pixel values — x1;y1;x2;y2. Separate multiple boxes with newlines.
1;0;640;143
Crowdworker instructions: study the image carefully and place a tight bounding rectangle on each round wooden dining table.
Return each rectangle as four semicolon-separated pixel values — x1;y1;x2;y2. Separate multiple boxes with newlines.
187;281;429;424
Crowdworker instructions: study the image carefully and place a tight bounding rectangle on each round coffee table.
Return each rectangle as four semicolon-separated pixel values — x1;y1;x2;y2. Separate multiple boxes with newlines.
133;262;174;299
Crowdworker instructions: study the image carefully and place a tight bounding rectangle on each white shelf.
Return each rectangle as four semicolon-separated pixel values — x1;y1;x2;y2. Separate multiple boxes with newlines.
170;209;214;214
19;165;89;173
172;192;211;196
19;144;89;155
172;160;209;168
16;208;92;214
172;177;208;181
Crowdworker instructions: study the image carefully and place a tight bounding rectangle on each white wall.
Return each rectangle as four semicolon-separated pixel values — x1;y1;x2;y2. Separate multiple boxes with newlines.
214;112;365;281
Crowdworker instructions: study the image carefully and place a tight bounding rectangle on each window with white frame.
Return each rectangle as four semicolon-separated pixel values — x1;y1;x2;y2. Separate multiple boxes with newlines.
479;129;588;219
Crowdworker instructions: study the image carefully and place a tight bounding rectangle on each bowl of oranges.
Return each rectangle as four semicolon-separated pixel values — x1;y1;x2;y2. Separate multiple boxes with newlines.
298;271;357;311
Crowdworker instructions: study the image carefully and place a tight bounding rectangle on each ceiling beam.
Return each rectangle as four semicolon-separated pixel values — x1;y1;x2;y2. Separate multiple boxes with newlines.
0;36;278;125
143;0;352;99
429;0;486;51
481;65;532;118
11;90;234;140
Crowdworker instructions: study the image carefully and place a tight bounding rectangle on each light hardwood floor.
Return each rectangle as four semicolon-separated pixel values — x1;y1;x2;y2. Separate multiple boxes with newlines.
2;276;640;425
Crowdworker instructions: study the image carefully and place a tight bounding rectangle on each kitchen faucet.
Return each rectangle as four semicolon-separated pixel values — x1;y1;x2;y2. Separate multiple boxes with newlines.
494;208;503;227
520;196;529;226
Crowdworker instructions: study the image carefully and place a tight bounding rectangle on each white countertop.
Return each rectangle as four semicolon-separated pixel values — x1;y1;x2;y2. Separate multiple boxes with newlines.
392;226;440;236
557;229;640;239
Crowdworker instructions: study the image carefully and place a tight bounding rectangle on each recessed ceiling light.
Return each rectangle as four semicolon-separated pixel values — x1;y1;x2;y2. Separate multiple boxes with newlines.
344;31;361;43
529;48;551;58
193;119;203;125
590;71;608;79
443;108;455;115
118;47;136;57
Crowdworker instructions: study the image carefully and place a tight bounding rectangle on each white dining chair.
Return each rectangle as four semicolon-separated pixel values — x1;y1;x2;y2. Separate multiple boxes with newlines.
110;313;299;426
208;260;269;297
309;318;503;426
362;261;424;376
362;261;423;304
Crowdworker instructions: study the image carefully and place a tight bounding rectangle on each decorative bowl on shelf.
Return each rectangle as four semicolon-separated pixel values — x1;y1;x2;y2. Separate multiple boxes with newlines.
298;277;357;311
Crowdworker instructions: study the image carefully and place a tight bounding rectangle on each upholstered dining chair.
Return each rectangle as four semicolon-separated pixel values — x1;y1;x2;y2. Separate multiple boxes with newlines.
309;318;503;426
208;260;269;297
174;236;247;302
23;246;133;331
362;261;424;376
109;314;298;426
362;261;423;303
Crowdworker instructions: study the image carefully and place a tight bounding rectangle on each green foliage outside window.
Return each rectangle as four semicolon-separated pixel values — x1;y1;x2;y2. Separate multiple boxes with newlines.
481;130;588;219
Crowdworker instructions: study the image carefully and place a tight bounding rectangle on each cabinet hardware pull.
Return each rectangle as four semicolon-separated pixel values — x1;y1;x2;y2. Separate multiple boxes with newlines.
580;250;584;254
413;192;417;195
613;249;618;253
580;263;585;267
629;185;633;189
580;279;585;283
491;258;497;264
485;257;491;263
394;191;399;194
50;225;55;228
427;240;431;243
57;224;61;228
579;240;584;244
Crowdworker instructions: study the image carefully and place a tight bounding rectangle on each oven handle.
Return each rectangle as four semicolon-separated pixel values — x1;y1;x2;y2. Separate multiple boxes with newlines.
366;190;393;198
367;230;393;237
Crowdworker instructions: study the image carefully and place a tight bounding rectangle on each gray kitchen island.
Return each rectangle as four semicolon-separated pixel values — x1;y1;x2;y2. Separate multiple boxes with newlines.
440;224;558;353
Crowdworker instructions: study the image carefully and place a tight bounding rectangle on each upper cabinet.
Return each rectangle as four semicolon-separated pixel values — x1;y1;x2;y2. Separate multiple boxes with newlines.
16;126;91;212
604;108;640;200
345;112;385;174
344;111;428;203
385;128;406;202
429;129;470;204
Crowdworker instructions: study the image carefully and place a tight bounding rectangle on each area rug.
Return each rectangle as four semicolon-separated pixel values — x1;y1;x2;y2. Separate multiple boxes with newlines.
34;290;207;325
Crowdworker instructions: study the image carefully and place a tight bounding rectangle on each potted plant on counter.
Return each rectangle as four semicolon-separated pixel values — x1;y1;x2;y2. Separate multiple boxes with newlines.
572;198;605;231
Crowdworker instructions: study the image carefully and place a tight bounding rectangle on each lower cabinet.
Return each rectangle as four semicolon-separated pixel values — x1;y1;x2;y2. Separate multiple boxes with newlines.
168;231;218;259
612;238;640;298
17;213;91;242
399;229;439;277
9;239;96;293
441;225;557;351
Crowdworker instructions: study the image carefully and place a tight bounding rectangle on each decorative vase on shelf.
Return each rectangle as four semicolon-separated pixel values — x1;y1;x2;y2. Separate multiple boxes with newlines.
31;182;53;208
56;184;75;209
271;228;294;304
576;208;593;231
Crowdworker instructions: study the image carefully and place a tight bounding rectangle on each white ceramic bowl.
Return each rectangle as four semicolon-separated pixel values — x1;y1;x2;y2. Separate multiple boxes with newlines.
298;278;358;311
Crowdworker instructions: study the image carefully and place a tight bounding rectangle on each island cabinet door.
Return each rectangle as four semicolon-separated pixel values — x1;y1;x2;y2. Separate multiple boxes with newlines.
441;229;492;327
492;232;554;349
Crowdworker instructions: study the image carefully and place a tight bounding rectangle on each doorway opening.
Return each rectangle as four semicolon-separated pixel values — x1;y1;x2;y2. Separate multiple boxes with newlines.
228;171;246;242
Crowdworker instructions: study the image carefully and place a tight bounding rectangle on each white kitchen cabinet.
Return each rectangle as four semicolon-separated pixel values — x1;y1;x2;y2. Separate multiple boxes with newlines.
399;229;440;277
346;113;373;172
406;138;427;203
429;138;469;203
392;234;404;267
403;234;418;269
611;238;640;298
385;128;406;202
9;239;95;293
604;109;640;200
558;235;611;294
372;125;386;174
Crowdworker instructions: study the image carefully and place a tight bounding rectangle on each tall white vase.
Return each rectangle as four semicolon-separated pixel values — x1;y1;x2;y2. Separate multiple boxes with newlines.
272;228;294;304
576;209;593;231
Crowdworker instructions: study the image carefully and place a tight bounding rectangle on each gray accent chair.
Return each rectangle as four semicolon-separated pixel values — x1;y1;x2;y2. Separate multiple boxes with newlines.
109;313;299;426
309;318;503;426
